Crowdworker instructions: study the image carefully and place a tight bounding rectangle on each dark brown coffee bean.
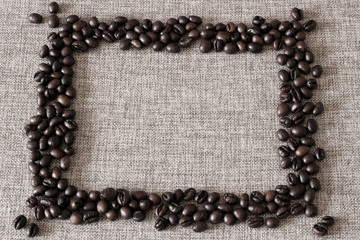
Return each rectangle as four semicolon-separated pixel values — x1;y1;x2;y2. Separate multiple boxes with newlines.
155;203;168;217
247;216;264;228
321;216;335;227
217;203;233;213
248;204;266;215
248;42;263;53
168;214;179;226
28;13;43;23
179;216;194;227
224;193;238;205
193;210;209;222
290;203;304;215
207;192;220;203
313;222;328;236
276;129;289;141
193;221;207;232
13;215;27;230
83;210;99;223
233;208;247;222
166;43;180;53
155;217;169;231
27;223;39;237
70;211;83;225
209;210;223;224
250;191;265;203
265;217;279;228
304;20;317;32
148;193;161;205
239;193;250;208
305;204;318;217
291;8;303;21
48;15;60;28
182;204;197;216
194;190;208;204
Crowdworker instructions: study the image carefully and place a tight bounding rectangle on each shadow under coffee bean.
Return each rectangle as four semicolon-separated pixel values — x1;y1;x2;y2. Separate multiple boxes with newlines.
16;2;333;237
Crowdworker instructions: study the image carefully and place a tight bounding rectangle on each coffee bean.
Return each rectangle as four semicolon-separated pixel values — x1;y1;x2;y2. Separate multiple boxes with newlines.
276;206;290;219
266;202;278;213
28;13;43;24
248;204;266;215
240;193;250;208
155;217;169;231
180;216;194;227
48;15;60;28
217;203;233;213
224;193;238;205
166;43;180;53
313;222;328;236
247;216;264;228
289;184;305;199
49;2;60;14
209;210;223;224
233;208;247;222
193;221;207;232
148;193;161;205
248;42;263;53
265;217;279;228
182;204;197;216
168;214;179;226
194;190;208;204
321;216;335;227
290;203;304;215
304;189;316;203
305;204;318;217
155;203;168;217
168;202;182;214
291;8;303;20
13;215;27;230
193;210;209;222
224;42;238;54
250;191;265;203
223;213;236;225
265;190;276;202
132;210;145;222
27;223;39;237
304;20;317;32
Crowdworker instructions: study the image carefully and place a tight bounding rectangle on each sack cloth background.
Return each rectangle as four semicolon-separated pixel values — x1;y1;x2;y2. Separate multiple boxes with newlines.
0;0;359;239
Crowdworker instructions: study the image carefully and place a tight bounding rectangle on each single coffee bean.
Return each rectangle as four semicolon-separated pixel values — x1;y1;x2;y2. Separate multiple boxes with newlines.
276;129;289;141
265;190;276;202
321;216;335;227
313;222;328;236
276;206;290;219
247;216;264;228
27;223;39;237
34;205;45;220
83;210;100;223
26;196;38;208
265;217;279;228
155;217;169;231
250;191;265;203
217;203;233;213
148;193;161;205
287;172;299;186
166;43;180;53
193;221;207;232
233;208;247;222
305;204;318;217
195;190;208;204
48;2;60;14
266;202;278;213
223;213;236;225
304;20;317;32
248;42;263;53
290;203;304;215
48;15;60;28
70;211;83;225
182;204;197;216
168;214;179;226
311;65;323;78
290;7;303;20
275;185;290;194
28;13;43;23
155;203;168;217
13;215;27;230
314;148;326;161
209;210;223;224
224;193;238;205
132;210;145;222
248;204;266;215
193;210;209;222
304;189;316;203
239;193;250;208
180;216;194;227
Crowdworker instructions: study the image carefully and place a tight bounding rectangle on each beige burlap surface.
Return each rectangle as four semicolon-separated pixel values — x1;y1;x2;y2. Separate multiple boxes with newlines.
0;0;359;239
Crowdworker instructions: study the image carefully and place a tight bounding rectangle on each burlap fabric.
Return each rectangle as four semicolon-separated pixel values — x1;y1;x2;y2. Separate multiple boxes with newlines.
1;0;359;239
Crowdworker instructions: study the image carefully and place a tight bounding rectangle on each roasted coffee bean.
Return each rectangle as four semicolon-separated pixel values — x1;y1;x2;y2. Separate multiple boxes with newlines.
248;204;266;215
291;8;303;20
224;193;238;205
131;210;145;222
204;203;216;212
248;42;263;53
182;204;197;216
265;190;276;202
168;214;179;226
275;185;290;194
148;193;161;205
298;170;310;184
265;217;279;228
27;223;39;237
193;210;209;222
193;221;207;232
194;190;208;204
180;216;194;227
70;211;83;225
209;210;223;224
247;216;264;228
278;145;290;157
304;20;317;32
217;203;233;213
276;206;290;219
275;194;290;207
313;222;328;236
304;189;316;203
301;137;316;147
306;163;320;174
207;192;220;203
314;148;326;161
250;191;265;203
290;203;304;215
306;118;318;133
26;196;38;208
223;213;236;225
295;145;310;157
305;204;318;217
309;178;321;191
28;13;43;23
233;208;247;222
48;2;59;14
266;202;277;213
277;129;289;141
279;117;293;128
155;203;168;217
48;15;60;28
83;210;100;223
321;216;335;227
289;184;305;199
168;202;182;214
155;217;169;231
13;215;27;230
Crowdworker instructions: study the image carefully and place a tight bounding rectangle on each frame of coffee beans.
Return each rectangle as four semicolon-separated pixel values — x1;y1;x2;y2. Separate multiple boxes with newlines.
17;2;335;237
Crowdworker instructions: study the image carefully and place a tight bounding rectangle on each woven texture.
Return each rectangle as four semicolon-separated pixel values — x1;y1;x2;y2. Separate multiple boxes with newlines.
1;0;359;239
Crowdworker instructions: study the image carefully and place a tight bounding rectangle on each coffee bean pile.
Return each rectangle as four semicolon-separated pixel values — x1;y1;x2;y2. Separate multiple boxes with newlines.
18;2;334;237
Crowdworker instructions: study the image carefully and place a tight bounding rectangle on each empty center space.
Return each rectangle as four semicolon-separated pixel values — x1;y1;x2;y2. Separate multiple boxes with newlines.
68;43;283;193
